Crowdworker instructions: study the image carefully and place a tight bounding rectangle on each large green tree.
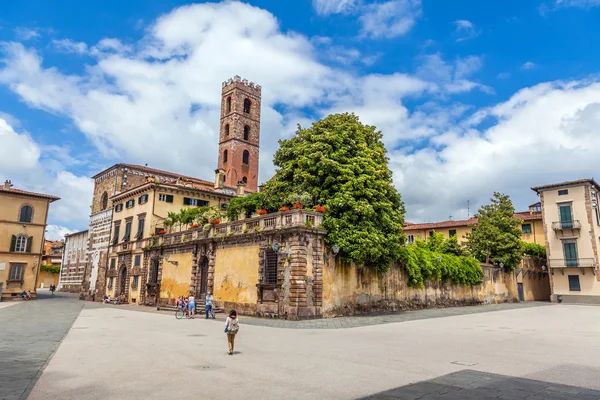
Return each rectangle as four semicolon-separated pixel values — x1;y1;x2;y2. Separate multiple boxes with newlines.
263;113;405;271
465;192;523;270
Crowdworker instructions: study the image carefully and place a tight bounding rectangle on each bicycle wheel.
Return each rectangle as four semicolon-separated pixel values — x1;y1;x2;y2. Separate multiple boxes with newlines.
175;309;185;319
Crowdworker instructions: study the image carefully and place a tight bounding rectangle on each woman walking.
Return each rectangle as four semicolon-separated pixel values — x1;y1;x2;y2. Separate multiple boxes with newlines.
224;310;239;355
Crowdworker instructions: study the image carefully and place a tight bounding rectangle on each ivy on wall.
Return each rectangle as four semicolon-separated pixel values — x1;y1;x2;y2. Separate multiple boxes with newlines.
40;264;61;274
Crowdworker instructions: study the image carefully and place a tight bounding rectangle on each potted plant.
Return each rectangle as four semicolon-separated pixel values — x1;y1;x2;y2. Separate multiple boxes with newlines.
191;223;199;229
257;209;268;215
158;229;167;235
278;206;290;212
315;205;326;213
293;203;303;210
209;219;221;225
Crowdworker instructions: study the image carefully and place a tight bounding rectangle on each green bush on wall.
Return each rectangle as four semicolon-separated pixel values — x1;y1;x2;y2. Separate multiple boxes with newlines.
40;264;61;274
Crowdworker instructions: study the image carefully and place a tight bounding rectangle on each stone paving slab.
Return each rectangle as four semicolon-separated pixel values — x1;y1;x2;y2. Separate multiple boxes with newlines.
0;291;82;400
360;370;600;400
88;300;550;329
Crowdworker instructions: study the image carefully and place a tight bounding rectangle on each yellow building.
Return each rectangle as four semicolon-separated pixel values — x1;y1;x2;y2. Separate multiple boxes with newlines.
533;179;600;304
38;240;64;289
404;202;545;245
0;180;59;300
105;180;233;303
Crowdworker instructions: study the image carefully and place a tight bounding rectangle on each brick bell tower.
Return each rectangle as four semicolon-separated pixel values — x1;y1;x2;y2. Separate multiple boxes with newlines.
217;75;261;193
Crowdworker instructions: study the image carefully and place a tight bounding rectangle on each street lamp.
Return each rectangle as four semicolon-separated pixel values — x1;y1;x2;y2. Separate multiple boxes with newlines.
271;241;280;253
332;244;340;255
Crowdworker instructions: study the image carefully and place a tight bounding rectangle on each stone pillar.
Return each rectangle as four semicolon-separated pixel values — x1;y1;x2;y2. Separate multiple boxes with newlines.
287;235;308;319
312;237;324;316
207;245;216;295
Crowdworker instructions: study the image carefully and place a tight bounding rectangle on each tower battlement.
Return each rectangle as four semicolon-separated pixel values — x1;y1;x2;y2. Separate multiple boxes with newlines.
222;75;262;94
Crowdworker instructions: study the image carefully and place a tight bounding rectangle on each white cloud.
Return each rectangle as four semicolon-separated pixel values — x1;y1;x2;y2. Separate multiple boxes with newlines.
554;0;600;7
393;80;600;222
0;1;519;228
360;0;422;38
0;116;93;231
454;19;480;42
522;61;536;70
52;39;88;54
312;0;357;15
14;28;40;41
45;225;77;241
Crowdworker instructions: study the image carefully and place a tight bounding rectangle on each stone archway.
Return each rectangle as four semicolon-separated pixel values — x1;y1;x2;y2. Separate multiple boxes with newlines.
197;256;209;301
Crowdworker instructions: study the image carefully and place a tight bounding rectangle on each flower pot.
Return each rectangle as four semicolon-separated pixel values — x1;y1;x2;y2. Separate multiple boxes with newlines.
315;205;326;213
257;209;268;215
293;203;302;209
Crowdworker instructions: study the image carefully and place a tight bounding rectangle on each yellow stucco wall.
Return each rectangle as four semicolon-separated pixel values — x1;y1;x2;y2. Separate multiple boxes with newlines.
322;260;517;317
405;220;545;245
37;270;59;288
213;245;259;305
159;252;193;299
541;184;600;297
0;192;52;299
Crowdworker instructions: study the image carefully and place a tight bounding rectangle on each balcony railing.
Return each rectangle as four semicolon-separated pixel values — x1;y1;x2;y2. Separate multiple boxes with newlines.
549;258;597;268
151;209;325;247
551;220;581;231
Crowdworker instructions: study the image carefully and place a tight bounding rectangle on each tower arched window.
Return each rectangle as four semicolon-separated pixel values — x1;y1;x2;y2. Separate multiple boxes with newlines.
19;205;33;223
226;96;232;113
243;98;251;114
223;150;228;163
244;125;250;141
101;192;109;210
225;124;230;136
242;150;249;165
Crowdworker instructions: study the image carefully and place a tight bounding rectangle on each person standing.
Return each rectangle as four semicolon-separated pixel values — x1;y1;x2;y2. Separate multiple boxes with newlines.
224;310;239;355
205;291;215;319
188;295;196;319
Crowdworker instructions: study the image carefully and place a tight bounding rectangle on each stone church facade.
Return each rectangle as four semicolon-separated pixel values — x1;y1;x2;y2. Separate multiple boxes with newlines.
81;76;261;300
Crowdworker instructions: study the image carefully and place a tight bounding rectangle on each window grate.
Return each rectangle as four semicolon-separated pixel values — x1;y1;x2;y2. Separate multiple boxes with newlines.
264;249;278;285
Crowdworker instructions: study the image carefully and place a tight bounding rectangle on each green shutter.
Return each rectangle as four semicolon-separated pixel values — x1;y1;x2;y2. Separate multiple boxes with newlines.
26;236;33;253
10;235;16;252
183;197;191;205
166;195;174;203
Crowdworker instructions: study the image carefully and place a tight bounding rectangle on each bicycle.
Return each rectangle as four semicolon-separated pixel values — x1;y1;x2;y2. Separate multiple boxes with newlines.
175;305;190;320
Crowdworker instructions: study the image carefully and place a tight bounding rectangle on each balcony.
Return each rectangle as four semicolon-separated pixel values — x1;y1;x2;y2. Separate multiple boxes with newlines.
148;209;325;248
551;220;581;231
548;258;597;275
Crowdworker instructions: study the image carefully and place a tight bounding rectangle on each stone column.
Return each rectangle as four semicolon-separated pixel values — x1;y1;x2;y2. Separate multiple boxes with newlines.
287;235;308;319
312;237;324;316
207;244;216;295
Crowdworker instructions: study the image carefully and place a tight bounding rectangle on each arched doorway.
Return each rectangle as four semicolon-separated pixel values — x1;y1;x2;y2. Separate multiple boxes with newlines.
118;265;128;298
197;256;209;302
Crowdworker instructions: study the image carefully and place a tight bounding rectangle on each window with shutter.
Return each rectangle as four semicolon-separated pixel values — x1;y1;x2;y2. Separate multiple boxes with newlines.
123;222;132;241
10;235;16;252
19;205;33;223
183;197;191;205
134;255;141;266
132;276;139;289
568;275;581;291
112;226;120;244
126;200;135;209
8;264;25;281
14;235;27;252
166;195;174;203
135;218;145;239
139;194;149;205
110;259;116;269
26;236;32;253
115;204;123;212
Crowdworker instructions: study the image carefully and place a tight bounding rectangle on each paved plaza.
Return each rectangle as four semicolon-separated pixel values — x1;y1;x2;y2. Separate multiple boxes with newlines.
2;294;600;399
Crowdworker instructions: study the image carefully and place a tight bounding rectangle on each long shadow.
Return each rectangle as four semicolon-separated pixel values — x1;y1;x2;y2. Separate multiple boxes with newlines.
359;370;600;400
0;290;83;400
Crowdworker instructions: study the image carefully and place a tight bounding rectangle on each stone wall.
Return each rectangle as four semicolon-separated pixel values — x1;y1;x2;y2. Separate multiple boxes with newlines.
322;261;519;317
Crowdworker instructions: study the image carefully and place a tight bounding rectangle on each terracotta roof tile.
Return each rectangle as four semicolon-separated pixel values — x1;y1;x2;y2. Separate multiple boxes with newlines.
531;178;600;192
0;186;60;202
92;163;214;186
405;212;541;231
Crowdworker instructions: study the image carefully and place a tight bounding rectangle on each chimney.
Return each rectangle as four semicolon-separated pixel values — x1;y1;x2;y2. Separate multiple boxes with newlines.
4;180;12;190
214;169;225;189
236;182;246;196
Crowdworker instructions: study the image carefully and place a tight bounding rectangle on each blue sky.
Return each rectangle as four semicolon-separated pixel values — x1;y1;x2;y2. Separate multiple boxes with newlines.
1;0;600;238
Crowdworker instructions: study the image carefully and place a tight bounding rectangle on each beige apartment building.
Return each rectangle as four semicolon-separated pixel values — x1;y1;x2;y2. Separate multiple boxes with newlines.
404;202;545;245
533;179;600;303
0;180;59;300
105;180;234;304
